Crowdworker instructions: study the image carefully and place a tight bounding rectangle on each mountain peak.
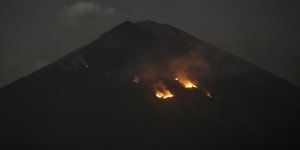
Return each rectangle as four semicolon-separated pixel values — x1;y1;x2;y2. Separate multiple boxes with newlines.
1;20;299;149
99;20;137;37
111;20;134;29
136;19;161;25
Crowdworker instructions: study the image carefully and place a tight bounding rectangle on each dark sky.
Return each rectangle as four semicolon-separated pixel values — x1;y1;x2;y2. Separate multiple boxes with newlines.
0;0;299;87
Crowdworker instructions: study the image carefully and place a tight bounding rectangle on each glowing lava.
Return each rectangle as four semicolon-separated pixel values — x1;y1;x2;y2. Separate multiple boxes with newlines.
175;73;197;88
154;81;174;99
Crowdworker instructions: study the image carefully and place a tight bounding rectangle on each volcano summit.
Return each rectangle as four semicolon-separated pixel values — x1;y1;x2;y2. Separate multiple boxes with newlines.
1;20;299;149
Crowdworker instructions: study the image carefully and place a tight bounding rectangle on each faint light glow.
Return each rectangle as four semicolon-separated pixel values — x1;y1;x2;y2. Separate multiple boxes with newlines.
205;91;212;98
133;76;139;83
83;62;89;68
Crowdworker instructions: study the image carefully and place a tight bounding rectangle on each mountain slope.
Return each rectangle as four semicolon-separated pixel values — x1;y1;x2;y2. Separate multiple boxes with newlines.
1;20;299;149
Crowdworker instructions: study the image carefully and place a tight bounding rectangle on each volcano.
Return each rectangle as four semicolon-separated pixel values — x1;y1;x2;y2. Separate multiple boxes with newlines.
1;20;299;149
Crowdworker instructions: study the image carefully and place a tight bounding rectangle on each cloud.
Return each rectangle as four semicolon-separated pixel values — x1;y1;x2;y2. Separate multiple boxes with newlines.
58;1;117;27
63;1;115;17
0;1;147;87
49;1;127;54
48;1;148;61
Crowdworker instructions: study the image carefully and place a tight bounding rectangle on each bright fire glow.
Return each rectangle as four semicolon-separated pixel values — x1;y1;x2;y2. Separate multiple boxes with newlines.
175;73;197;88
154;81;174;99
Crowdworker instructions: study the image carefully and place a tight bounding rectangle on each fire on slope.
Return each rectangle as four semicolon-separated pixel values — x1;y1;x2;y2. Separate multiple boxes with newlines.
153;81;174;99
174;72;197;88
174;73;212;98
131;50;212;99
132;74;211;99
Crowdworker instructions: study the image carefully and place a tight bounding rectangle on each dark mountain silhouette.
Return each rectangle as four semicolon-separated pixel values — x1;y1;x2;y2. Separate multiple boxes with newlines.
1;20;299;150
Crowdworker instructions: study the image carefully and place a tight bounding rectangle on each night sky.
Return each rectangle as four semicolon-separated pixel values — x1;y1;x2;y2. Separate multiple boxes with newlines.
0;0;299;87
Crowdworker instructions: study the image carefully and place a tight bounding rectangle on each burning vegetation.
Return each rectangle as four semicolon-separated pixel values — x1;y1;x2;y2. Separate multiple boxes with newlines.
153;81;174;99
131;50;212;100
174;72;198;88
132;73;212;100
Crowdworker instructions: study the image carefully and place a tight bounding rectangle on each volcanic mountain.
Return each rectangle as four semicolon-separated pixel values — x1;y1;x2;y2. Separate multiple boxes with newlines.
1;20;299;149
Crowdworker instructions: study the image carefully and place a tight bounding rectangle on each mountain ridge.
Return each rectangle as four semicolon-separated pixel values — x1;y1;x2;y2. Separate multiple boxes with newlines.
1;20;299;149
